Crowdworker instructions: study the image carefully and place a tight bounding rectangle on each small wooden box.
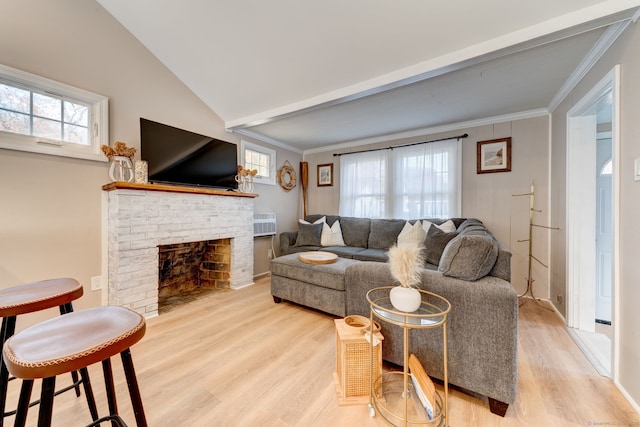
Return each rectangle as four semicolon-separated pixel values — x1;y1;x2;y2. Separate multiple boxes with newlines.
334;318;383;405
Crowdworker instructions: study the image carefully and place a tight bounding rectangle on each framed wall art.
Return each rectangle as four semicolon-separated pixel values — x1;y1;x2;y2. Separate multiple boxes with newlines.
317;163;333;186
477;137;512;174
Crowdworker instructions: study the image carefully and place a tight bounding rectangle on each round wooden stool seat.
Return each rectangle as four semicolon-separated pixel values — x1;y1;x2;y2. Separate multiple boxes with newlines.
3;306;145;380
0;278;83;317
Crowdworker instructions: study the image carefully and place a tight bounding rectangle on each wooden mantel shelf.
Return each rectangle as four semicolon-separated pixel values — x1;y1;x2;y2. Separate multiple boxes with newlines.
102;182;258;198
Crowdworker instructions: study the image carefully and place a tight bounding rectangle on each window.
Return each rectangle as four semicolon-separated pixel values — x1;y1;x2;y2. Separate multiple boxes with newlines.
0;64;108;162
339;138;461;219
241;140;276;185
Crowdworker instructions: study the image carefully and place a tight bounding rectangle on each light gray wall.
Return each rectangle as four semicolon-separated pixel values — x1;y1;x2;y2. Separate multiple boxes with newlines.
303;115;551;297
550;21;640;409
0;0;298;328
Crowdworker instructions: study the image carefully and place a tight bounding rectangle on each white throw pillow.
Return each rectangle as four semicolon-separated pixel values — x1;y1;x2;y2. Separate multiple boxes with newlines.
321;220;346;246
397;221;426;248
422;219;456;234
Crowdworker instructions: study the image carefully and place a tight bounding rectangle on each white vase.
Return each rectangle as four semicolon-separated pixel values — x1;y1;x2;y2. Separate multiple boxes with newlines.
389;286;422;312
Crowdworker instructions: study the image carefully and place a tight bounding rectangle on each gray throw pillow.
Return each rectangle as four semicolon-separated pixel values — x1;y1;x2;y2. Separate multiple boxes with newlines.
295;222;323;246
438;234;499;281
423;226;457;265
368;219;406;249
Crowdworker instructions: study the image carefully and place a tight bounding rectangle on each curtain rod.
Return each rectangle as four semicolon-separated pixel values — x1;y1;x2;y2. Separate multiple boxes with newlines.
332;133;468;157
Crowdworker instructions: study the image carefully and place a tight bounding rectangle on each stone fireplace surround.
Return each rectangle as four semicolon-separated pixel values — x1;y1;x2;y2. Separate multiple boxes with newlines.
103;182;257;318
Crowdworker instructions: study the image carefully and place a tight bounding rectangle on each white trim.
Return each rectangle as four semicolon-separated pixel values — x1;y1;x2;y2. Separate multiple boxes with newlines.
565;65;621;381
548;21;630;112
226;4;640;130
0;64;109;162
610;65;621;384
240;140;276;186
234;128;303;154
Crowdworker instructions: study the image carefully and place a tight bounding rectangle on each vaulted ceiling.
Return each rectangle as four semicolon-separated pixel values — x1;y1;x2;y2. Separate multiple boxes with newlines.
97;0;640;152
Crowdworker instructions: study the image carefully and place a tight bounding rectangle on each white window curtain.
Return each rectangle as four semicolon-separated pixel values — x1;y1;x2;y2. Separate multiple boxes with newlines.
339;138;461;219
339;150;390;218
391;139;461;219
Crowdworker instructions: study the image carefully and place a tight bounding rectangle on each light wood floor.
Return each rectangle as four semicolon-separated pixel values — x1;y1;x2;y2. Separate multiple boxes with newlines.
5;276;639;426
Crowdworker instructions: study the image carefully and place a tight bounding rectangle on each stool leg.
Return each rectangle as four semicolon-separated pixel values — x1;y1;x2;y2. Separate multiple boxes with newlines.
58;303;82;398
102;358;119;427
0;316;16;426
13;378;32;427
37;377;56;427
79;367;99;421
121;349;147;427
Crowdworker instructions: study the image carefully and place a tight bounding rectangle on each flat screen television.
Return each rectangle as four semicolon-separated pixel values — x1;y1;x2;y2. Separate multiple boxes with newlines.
140;118;238;190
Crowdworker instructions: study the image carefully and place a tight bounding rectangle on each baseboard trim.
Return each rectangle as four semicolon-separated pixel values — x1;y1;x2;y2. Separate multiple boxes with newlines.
614;380;640;416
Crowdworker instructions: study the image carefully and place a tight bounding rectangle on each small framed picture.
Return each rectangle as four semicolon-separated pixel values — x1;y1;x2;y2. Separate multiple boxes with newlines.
477;138;512;174
317;163;333;187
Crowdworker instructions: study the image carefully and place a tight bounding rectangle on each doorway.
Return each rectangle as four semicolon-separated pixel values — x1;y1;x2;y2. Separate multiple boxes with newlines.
566;66;619;379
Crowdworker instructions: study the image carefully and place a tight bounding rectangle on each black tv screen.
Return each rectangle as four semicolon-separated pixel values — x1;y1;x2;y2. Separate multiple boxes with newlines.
140;118;238;190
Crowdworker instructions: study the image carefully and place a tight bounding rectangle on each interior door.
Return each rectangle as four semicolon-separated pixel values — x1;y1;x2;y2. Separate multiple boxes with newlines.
595;138;612;324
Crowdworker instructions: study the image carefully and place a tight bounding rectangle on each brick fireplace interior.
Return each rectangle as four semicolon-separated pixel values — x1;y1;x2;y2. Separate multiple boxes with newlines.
158;238;231;313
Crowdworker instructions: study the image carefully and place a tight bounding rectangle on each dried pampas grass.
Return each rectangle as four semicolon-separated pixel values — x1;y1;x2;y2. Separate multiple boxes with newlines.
387;244;425;288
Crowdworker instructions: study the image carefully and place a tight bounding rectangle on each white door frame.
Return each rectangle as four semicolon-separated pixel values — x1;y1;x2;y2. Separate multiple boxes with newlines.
566;65;620;380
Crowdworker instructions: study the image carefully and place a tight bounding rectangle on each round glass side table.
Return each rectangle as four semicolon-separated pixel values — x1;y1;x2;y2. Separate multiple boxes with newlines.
366;286;451;427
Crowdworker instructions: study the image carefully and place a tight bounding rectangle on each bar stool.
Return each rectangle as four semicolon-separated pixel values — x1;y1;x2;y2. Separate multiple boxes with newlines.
0;278;96;425
3;306;147;427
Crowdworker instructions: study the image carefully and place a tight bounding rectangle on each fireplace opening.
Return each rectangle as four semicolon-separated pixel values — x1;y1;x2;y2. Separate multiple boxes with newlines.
158;238;231;314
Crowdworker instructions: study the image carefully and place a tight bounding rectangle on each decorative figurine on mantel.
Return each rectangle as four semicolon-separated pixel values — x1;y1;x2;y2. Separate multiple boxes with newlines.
235;165;257;193
101;141;137;183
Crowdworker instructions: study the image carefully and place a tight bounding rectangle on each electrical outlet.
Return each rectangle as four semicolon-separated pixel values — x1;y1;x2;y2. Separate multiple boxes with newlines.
91;276;102;291
268;249;274;259
556;294;563;304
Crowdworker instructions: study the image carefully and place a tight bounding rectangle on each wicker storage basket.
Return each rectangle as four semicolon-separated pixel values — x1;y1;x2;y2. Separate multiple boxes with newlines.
334;317;383;405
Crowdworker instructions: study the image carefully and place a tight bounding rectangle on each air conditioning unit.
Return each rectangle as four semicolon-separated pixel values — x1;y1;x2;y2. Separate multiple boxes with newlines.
253;212;277;237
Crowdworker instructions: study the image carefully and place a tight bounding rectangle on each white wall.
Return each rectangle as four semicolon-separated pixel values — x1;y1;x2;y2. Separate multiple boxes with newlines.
0;0;298;329
550;20;640;411
303;115;551;296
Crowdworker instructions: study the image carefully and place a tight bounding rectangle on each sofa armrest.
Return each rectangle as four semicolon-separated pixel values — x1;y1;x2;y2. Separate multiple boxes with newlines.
279;231;298;255
345;262;518;405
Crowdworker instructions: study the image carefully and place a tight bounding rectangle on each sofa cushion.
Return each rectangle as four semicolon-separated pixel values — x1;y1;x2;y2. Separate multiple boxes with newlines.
340;217;371;248
368;219;406;249
320;246;367;259
295;222;323;246
438;234;499;281
271;253;359;291
352;248;388;262
423;226;458;265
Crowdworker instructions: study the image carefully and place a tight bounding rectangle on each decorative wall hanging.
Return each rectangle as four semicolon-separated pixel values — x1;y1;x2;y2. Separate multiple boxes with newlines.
300;161;309;217
477;137;511;174
277;160;297;191
317;163;333;186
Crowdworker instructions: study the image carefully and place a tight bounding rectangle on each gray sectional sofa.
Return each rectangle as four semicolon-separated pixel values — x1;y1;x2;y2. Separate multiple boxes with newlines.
270;215;518;416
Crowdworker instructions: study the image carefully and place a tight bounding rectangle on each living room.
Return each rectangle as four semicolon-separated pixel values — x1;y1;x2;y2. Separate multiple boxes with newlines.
1;0;640;426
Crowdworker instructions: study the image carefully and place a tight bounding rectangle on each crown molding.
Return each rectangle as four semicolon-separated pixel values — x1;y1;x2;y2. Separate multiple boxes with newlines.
548;19;632;112
303;109;549;156
232;128;304;154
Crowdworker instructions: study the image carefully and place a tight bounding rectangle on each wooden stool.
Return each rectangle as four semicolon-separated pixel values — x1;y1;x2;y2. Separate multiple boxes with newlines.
0;278;94;425
3;306;147;427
